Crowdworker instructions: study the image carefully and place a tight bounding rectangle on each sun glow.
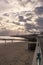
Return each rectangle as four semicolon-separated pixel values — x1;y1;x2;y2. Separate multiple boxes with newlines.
20;22;25;25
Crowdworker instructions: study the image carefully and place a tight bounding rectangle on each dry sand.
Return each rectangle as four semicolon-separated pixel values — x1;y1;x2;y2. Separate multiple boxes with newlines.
0;42;34;65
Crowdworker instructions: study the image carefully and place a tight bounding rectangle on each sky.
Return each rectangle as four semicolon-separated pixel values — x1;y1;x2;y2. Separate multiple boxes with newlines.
0;0;43;35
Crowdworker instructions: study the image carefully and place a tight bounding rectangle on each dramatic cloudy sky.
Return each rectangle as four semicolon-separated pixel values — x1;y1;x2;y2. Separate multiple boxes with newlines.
0;0;43;35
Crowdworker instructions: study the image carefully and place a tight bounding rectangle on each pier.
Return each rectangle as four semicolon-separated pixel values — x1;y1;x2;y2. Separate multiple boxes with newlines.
0;35;43;65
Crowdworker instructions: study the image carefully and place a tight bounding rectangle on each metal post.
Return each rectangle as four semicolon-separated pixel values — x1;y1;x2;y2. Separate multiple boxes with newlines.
36;37;41;65
5;40;6;46
12;40;13;44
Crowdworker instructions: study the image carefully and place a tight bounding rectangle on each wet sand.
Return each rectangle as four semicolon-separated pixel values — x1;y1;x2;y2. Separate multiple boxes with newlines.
0;42;34;65
38;38;43;56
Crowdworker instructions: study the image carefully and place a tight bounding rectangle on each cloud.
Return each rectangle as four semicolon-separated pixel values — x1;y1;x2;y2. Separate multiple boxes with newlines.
5;20;9;23
18;11;33;22
18;15;26;22
3;0;9;4
39;0;43;2
35;17;43;28
18;16;31;23
26;17;32;21
0;0;19;12
25;23;33;31
0;0;43;34
0;0;9;11
18;16;24;21
17;0;31;6
0;29;10;36
0;9;35;34
12;21;20;25
0;29;18;36
38;0;43;4
3;13;9;17
0;0;36;13
25;12;33;16
0;17;3;21
34;6;43;15
0;0;9;4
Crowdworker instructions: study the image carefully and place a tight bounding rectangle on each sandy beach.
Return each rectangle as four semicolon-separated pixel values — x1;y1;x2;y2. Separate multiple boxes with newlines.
0;41;34;65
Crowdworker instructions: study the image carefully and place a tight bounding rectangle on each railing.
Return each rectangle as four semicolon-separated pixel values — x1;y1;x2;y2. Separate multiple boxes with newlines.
0;39;15;46
32;35;42;65
0;37;28;46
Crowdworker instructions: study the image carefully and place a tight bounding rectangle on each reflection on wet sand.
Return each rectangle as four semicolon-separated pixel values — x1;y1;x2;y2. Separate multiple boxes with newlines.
0;41;34;65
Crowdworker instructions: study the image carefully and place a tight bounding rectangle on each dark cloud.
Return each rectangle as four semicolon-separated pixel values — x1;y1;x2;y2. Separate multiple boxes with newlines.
24;11;33;21
6;20;9;23
25;22;39;32
0;0;9;4
25;23;32;28
12;21;20;25
34;6;43;15
17;0;31;6
25;12;33;16
35;17;43;27
3;13;9;17
3;0;9;4
10;12;19;18
25;23;33;31
38;0;43;3
0;29;10;36
39;0;43;2
18;11;33;22
0;29;16;36
18;15;32;22
18;16;24;21
18;15;26;22
0;17;3;21
26;17;32;21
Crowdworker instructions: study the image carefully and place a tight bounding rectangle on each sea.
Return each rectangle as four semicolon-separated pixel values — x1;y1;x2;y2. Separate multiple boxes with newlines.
0;36;27;44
